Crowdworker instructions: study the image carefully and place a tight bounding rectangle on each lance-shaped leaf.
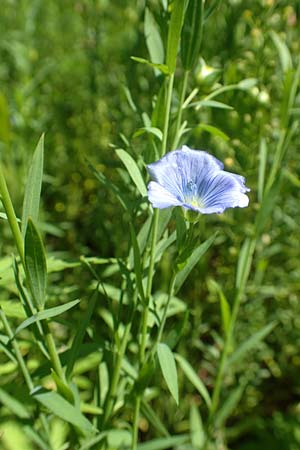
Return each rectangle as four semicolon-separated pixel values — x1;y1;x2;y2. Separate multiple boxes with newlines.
174;233;216;293
175;353;211;408
22;134;44;238
32;387;95;436
14;299;80;337
157;343;179;405
166;0;186;73
181;0;204;71
145;8;164;65
116;148;147;197
25;218;47;310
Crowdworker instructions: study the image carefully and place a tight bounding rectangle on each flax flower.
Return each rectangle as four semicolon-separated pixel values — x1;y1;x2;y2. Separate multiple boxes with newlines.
147;146;250;214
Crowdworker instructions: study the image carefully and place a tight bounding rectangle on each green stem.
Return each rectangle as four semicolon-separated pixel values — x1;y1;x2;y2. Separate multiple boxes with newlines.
172;70;189;150
156;273;176;347
139;209;159;363
102;321;132;426
132;72;175;450
44;323;66;382
208;237;256;433
0;164;25;265
0;308;34;391
208;291;241;421
132;396;141;450
161;73;175;156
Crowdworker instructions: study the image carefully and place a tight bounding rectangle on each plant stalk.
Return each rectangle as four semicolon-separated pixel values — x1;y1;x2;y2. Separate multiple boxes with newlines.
0;308;34;391
0;164;25;265
131;72;175;450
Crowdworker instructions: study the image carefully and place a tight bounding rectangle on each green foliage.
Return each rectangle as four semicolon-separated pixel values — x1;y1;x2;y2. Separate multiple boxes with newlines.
24;218;47;310
157;342;179;405
0;1;300;449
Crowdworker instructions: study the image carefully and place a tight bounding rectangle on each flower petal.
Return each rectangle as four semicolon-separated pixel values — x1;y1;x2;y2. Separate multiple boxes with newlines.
146;146;250;215
147;181;184;209
147;146;224;200
199;171;250;214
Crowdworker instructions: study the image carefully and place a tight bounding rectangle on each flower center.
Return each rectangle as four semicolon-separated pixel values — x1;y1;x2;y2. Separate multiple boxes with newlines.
185;180;204;208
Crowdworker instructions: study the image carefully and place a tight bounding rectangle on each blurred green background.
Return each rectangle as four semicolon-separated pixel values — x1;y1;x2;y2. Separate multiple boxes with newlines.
1;1;300;449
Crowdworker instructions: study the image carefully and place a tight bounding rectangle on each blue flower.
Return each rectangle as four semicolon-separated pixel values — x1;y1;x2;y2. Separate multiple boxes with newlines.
147;146;250;214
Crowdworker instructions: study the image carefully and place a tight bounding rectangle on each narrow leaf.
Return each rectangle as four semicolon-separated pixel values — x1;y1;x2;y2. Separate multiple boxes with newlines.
66;290;98;379
25;218;47;310
237;78;258;90
141;400;169;437
270;31;292;72
175;353;211;408
137;435;189;450
174;233;216;293
22;134;44;237
196;100;233;110
181;0;204;71
32;388;95;436
166;0;186;73
0;388;31;419
209;279;231;337
196;123;229;141
235;237;256;291
133;126;163;141
258;137;268;203
23;426;49;450
204;0;222;20
130;222;145;303
228;322;277;366
190;403;205;449
116;148;147;197
157;343;179;405
215;384;244;427
131;56;169;74
145;8;164;64
14;299;80;337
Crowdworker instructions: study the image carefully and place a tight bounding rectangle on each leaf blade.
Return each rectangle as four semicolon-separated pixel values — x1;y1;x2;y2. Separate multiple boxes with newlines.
14;299;80;337
116;148;147;197
174;233;216;293
175;353;211;408
166;0;186;73
228;322;277;366
22;134;44;238
157;343;179;405
25;218;47;310
32;388;95;436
